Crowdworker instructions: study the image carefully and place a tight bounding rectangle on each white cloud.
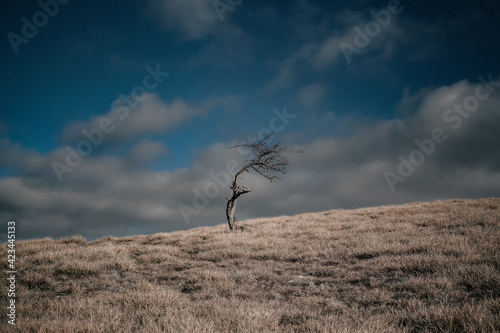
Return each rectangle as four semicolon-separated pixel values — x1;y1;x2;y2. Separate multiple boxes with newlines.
115;96;199;139
61;93;237;145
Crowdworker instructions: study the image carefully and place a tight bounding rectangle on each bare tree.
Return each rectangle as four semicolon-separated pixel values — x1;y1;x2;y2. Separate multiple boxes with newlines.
225;132;301;230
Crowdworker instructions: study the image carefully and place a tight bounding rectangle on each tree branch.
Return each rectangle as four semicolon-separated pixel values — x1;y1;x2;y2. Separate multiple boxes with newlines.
225;131;302;230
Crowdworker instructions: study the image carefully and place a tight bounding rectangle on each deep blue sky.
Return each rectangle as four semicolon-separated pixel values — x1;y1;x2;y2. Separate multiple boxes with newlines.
1;0;500;240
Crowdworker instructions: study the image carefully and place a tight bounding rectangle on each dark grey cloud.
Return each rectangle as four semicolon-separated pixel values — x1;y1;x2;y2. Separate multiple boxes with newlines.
125;140;170;168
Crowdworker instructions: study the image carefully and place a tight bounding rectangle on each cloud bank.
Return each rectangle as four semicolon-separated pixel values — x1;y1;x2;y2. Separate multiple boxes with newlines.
1;77;499;240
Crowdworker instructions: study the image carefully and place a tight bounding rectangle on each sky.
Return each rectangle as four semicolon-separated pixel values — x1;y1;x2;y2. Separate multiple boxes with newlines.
0;0;499;241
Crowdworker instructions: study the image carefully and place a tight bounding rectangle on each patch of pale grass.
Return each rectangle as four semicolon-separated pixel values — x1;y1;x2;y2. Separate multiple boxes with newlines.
0;198;499;332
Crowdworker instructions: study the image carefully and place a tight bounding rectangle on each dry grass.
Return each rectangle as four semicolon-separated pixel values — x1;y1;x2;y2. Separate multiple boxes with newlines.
1;198;499;332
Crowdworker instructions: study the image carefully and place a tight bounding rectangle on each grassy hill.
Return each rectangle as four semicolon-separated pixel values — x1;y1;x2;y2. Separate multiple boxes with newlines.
1;198;499;332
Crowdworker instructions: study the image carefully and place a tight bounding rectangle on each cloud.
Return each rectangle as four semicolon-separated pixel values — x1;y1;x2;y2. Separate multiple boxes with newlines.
0;138;47;176
311;35;347;69
244;78;500;215
263;43;317;93
264;3;446;93
146;0;219;40
1;78;499;240
187;25;252;69
60;94;196;144
126;140;170;168
60;93;238;146
298;83;325;108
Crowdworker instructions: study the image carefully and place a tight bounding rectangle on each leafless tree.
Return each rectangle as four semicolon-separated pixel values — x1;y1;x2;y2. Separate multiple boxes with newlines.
225;132;301;230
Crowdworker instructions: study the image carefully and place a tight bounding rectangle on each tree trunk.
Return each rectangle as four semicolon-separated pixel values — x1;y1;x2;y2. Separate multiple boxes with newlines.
226;196;238;230
226;171;252;230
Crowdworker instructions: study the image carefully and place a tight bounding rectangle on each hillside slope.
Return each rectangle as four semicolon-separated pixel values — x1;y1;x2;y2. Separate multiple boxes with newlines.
1;198;499;332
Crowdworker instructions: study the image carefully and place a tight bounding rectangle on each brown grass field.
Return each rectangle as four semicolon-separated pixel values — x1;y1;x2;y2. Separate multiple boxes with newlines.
1;198;499;332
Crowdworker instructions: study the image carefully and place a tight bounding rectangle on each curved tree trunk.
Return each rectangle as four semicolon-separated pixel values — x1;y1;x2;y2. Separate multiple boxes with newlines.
225;166;253;230
226;196;238;230
226;185;249;230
